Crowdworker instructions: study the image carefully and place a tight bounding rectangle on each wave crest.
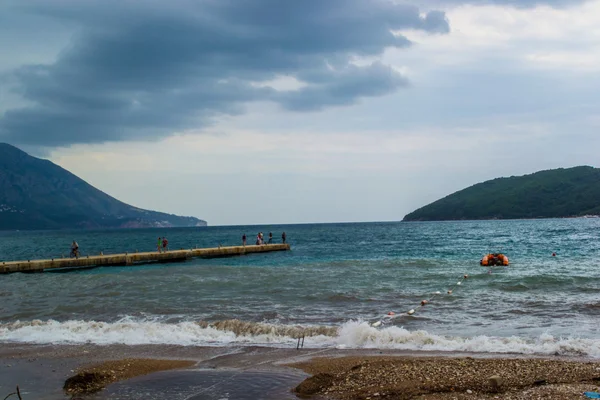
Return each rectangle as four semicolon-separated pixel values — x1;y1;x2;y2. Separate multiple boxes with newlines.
196;319;338;338
1;319;600;358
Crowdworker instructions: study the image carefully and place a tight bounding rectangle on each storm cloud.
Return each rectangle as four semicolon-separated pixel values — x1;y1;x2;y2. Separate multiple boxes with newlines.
0;0;448;147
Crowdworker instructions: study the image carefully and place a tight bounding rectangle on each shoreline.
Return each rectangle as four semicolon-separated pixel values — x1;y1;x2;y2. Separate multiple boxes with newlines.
2;344;600;399
290;355;600;399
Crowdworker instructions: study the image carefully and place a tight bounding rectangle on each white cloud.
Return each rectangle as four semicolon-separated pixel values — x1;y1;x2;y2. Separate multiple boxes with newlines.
393;0;600;72
250;75;308;91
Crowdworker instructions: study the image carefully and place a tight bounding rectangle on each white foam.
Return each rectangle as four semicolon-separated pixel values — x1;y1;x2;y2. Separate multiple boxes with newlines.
335;320;600;357
0;319;332;347
2;319;600;358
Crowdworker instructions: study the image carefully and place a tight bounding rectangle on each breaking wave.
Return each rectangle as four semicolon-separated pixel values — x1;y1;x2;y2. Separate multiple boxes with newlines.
1;319;600;358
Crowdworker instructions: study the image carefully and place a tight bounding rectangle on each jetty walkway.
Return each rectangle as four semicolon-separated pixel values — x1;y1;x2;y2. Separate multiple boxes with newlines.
0;244;290;274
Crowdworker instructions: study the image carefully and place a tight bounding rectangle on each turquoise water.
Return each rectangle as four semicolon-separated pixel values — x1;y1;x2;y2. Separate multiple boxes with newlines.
1;219;599;356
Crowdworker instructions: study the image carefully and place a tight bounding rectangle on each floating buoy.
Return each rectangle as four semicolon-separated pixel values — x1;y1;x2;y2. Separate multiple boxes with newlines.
481;253;509;266
370;272;470;329
552;252;556;257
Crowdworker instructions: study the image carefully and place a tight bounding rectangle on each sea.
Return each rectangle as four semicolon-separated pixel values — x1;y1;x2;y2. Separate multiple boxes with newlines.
1;219;600;358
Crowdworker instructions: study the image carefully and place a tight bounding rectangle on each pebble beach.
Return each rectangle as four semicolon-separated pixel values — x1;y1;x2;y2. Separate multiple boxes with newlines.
291;356;600;399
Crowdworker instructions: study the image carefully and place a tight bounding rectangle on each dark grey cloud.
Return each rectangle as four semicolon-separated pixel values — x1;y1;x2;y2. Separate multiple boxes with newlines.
278;62;408;111
0;0;448;147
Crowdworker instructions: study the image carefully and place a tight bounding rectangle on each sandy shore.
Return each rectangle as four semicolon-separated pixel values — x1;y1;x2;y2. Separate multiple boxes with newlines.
290;356;600;399
2;344;600;399
63;358;196;395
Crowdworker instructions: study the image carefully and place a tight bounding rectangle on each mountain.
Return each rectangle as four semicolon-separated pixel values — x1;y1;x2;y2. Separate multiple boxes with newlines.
0;143;207;230
403;166;600;221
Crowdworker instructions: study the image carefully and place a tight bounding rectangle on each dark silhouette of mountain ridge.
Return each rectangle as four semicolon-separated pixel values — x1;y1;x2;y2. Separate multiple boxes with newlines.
0;143;207;230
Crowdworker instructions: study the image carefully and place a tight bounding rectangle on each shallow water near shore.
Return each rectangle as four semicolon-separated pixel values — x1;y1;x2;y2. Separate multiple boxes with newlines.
1;219;600;357
94;369;306;400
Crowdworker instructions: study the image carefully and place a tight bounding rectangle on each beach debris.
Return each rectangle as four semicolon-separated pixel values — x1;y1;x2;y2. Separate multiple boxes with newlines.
585;392;600;399
488;375;502;390
2;385;22;400
296;335;305;350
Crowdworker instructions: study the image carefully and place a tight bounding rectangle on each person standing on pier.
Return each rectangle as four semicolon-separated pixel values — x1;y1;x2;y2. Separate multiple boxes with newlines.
70;240;80;259
242;234;247;246
282;232;286;244
268;232;273;244
162;237;169;252
157;237;162;253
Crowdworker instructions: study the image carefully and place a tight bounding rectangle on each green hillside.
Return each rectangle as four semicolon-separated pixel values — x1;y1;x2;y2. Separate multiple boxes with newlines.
0;143;207;230
403;166;600;221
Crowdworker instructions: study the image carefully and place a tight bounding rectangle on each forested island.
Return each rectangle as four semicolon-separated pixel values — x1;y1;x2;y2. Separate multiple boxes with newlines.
403;166;600;221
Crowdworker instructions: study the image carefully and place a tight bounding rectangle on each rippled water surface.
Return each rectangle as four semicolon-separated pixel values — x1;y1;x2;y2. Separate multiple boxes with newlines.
1;219;599;356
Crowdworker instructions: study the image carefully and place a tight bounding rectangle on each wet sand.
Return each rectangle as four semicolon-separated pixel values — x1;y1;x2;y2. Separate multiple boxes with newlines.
63;358;196;395
2;344;600;399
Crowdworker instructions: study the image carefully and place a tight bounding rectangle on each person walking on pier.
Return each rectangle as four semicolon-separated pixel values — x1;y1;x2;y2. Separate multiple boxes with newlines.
157;237;162;253
162;237;169;252
282;232;286;244
242;234;247;246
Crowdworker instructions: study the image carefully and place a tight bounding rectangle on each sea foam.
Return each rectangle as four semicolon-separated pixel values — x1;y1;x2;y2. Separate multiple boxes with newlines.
1;319;599;358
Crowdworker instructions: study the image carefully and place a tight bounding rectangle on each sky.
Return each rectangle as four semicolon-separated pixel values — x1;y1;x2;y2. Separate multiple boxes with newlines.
1;0;599;225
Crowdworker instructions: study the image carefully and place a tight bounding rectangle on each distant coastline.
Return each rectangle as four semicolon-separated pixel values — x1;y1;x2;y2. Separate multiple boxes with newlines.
402;214;600;222
403;166;600;222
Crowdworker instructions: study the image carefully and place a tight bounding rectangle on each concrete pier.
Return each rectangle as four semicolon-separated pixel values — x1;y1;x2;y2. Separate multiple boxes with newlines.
0;244;290;274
